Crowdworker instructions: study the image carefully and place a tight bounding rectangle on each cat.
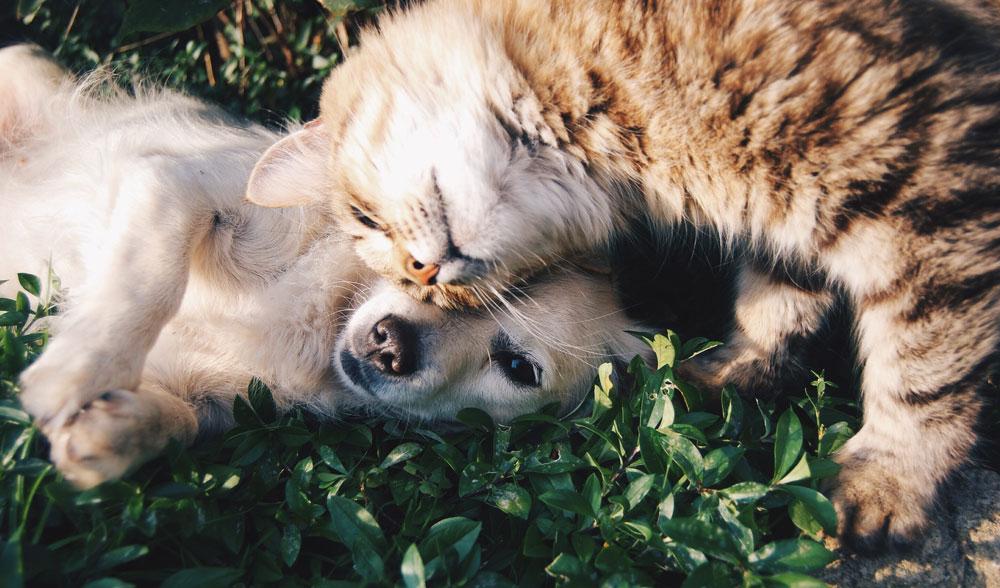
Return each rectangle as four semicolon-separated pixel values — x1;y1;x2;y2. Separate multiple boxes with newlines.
1;44;652;488
246;0;1000;551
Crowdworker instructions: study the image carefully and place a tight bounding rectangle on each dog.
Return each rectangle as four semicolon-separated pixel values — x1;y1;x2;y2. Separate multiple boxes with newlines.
0;45;654;488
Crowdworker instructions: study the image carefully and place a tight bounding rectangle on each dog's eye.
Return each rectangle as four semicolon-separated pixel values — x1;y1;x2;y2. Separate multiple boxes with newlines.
495;351;541;387
351;205;382;230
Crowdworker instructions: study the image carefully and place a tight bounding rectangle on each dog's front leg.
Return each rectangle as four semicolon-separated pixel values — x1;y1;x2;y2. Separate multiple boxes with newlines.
19;158;212;466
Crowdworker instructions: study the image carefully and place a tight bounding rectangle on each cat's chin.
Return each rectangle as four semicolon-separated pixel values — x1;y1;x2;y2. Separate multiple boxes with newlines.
394;280;485;310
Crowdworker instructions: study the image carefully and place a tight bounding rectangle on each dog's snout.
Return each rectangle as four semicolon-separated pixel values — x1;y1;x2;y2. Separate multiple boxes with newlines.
364;315;418;376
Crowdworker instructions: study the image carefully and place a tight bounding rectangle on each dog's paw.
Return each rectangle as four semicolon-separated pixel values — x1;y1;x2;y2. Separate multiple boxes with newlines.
47;389;167;489
827;451;934;553
18;346;125;432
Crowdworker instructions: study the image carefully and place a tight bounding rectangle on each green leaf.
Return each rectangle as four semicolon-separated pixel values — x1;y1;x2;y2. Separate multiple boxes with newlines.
0;312;27;327
431;443;465;472
401;544;426;588
16;273;40;297
776;454;811;485
717;386;745;439
247;378;277;423
488;484;531;520
583;473;602;516
14;292;28;313
639;427;669;475
326;496;386;581
380;442;423;468
721;481;770;505
645;332;678;369
658;517;742;565
231;395;257;427
15;0;45;22
459;462;495;497
456;407;494;431
318;445;349;475
818;422;854;457
321;0;383;20
762;572;830;587
594;543;634;574
94;545;149;571
522;448;588;474
681;561;736;588
779;486;837;535
419;517;481;580
593;363;615;419
281;525;301;567
120;0;232;36
772;409;803;483
624;473;655;511
789;499;824;538
545;553;587;582
539;490;595;518
661;431;704;485
1;532;24;588
161;567;242;588
0;405;30;425
807;458;840;480
82;579;136;588
680;337;724;361
702;447;744;487
749;538;835;574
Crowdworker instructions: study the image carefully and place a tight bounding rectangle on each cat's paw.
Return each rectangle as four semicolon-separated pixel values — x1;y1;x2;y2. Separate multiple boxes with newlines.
827;451;934;553
675;356;728;395
675;345;788;400
47;389;167;489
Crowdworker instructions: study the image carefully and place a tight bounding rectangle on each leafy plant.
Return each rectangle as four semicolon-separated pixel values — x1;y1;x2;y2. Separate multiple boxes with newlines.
0;274;858;586
6;0;389;123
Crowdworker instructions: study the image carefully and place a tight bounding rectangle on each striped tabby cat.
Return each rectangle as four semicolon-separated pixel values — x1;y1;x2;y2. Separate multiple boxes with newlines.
247;0;1000;551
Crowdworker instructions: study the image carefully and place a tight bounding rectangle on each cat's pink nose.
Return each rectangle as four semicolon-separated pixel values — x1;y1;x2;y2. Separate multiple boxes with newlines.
403;254;440;286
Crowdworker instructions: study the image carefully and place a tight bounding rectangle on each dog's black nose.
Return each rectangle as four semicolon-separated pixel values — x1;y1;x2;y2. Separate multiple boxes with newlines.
364;315;418;376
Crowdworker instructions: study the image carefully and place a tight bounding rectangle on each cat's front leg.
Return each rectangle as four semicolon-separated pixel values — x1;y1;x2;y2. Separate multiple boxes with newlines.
677;261;834;397
829;291;995;551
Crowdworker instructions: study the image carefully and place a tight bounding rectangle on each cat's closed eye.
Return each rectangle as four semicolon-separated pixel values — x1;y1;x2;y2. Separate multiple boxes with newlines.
350;205;382;231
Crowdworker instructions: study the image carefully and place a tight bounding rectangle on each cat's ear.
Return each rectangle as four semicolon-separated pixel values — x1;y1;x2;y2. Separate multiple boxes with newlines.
246;120;331;208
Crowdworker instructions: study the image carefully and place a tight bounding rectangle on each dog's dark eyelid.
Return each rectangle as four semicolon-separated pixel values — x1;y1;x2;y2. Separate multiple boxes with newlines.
491;331;542;387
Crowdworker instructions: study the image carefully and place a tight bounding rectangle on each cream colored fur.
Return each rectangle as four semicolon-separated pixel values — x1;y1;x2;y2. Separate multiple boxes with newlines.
1;45;652;488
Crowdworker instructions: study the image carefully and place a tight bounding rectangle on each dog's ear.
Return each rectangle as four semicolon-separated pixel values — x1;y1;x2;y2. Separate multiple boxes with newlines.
246;120;331;208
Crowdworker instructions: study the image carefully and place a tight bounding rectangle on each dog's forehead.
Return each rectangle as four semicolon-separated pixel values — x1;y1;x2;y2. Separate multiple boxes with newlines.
494;272;618;338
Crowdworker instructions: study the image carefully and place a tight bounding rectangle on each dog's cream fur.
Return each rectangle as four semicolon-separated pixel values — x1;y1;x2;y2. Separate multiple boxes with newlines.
1;45;652;488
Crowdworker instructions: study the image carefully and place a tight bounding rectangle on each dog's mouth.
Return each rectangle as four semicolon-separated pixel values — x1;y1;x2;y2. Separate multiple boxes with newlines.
336;350;376;397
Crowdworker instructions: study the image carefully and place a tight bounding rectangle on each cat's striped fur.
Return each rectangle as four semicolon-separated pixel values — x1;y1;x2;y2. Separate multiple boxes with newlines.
247;0;1000;550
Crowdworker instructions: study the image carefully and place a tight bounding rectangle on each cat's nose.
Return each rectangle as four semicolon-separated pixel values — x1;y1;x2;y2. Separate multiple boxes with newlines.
364;315;418;376
402;253;440;286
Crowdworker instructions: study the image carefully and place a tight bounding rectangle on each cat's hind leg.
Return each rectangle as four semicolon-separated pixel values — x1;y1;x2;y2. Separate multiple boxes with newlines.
830;262;998;551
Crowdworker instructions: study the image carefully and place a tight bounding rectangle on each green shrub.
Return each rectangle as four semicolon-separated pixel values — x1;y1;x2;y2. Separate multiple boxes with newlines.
6;0;386;122
0;274;858;586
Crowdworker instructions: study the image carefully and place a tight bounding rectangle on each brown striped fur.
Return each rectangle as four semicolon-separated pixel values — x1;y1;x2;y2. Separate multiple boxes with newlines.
250;0;1000;551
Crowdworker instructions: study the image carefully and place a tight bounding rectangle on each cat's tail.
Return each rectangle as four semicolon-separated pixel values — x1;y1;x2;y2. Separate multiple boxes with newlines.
0;43;72;155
